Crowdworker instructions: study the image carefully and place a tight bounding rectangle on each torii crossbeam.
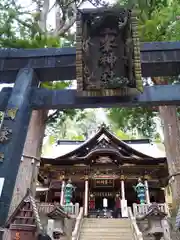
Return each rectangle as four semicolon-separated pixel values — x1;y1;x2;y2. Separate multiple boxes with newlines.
0;42;180;83
0;41;180;226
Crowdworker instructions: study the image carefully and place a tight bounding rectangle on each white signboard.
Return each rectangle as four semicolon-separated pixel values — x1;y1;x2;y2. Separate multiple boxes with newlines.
0;178;4;197
103;198;108;208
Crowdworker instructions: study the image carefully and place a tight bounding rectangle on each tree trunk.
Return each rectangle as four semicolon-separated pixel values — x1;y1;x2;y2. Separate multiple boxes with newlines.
159;105;180;215
9;110;47;215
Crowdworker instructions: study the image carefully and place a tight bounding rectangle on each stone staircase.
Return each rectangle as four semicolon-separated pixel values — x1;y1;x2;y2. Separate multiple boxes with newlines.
137;219;154;240
79;218;133;240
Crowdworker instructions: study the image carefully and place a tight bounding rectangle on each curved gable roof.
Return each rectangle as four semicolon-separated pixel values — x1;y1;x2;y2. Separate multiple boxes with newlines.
41;126;166;164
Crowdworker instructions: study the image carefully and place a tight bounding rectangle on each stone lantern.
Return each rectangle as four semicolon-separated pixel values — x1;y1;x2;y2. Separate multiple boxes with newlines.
137;203;167;240
64;179;75;204
133;178;146;204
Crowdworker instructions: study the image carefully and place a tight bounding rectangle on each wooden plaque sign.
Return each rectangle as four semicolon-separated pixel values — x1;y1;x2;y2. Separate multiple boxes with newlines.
76;7;142;96
94;179;114;188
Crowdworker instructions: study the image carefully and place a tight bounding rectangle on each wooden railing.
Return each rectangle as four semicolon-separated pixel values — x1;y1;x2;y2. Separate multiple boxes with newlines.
128;207;143;240
133;203;170;217
62;203;79;216
72;207;84;240
37;203;54;214
37;202;80;216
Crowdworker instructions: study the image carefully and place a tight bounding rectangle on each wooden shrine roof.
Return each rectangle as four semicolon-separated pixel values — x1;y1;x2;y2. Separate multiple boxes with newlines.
41;126;166;166
47;206;70;219
5;189;43;231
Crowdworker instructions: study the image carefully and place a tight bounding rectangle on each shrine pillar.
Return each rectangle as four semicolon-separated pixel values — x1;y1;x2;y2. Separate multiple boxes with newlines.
60;176;65;206
120;175;128;218
84;176;89;217
120;176;125;200
144;175;150;204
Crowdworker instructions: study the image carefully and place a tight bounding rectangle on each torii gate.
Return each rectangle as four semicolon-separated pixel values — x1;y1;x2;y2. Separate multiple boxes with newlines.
0;7;180;226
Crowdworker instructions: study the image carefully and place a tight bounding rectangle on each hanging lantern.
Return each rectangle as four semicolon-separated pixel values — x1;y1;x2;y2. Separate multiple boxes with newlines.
76;6;143;97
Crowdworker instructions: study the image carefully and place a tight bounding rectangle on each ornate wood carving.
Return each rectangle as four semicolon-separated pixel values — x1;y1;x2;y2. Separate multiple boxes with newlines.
94;139;112;149
76;7;142;97
95;156;112;164
0;127;12;143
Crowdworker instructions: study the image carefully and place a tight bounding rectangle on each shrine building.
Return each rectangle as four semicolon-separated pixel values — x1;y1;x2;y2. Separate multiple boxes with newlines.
37;126;169;217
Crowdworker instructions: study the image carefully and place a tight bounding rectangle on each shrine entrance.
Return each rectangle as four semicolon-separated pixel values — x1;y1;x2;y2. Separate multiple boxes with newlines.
0;4;177;226
90;191;115;210
95;196;115;210
88;181;138;214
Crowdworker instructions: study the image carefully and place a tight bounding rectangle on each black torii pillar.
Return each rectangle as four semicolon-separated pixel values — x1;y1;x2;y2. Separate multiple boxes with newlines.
0;68;38;226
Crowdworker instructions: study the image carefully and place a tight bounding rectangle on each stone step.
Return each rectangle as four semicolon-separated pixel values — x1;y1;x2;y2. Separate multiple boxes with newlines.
82;223;131;228
79;236;132;240
80;233;133;239
79;218;133;240
81;228;131;233
83;219;130;223
84;218;130;222
83;219;131;224
83;222;131;225
81;229;132;233
80;236;133;240
80;233;132;237
83;221;130;224
80;237;132;240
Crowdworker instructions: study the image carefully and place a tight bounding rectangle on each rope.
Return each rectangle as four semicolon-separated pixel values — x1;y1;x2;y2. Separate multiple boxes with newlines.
28;194;43;232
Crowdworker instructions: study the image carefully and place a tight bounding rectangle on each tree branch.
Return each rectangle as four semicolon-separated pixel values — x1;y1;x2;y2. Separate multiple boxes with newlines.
39;0;50;32
47;110;60;122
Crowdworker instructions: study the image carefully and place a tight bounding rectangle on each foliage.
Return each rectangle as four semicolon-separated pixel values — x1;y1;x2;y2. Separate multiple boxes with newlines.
113;129;135;140
46;109;104;142
108;107;156;138
108;0;180;139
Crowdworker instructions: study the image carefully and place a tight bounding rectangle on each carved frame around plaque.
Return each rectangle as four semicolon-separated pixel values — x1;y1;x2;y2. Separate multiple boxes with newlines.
76;7;142;96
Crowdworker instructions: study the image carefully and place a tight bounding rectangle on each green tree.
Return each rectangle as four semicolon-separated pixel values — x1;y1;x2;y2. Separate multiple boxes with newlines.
108;0;180;138
46;109;105;142
108;107;156;138
109;0;180;217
